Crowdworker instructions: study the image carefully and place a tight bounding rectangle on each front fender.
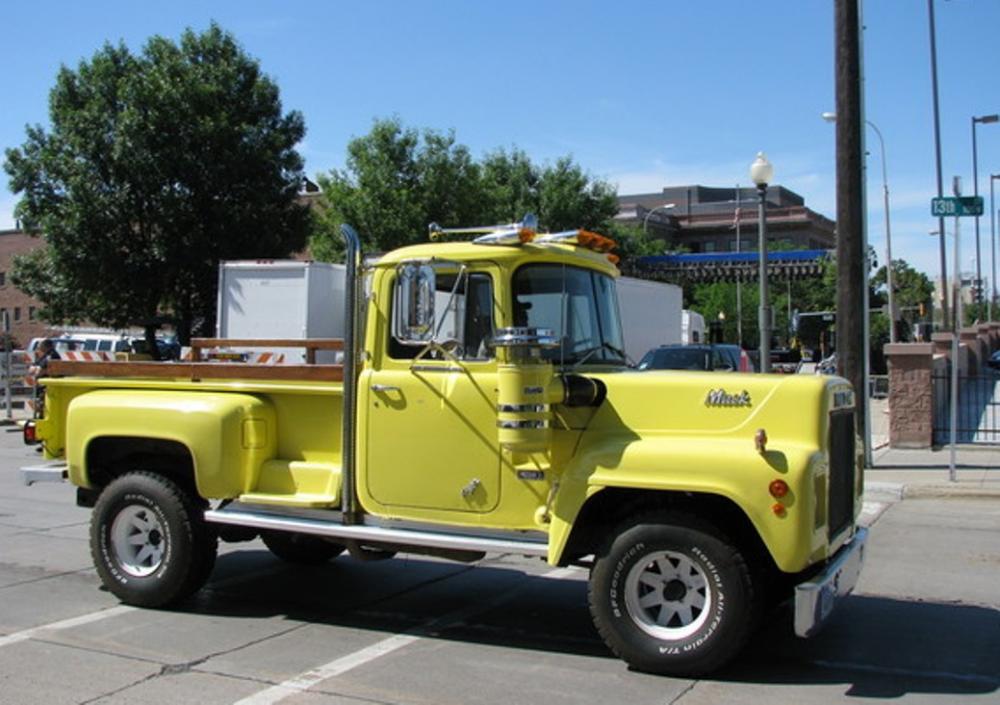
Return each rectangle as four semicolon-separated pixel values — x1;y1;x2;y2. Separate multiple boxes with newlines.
67;390;276;498
548;434;821;573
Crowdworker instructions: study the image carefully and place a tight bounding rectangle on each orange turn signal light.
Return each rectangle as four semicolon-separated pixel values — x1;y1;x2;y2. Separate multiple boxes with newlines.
771;502;787;517
578;229;618;253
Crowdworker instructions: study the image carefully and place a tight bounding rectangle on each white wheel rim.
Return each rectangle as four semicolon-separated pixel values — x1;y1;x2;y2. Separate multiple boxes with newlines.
110;505;166;577
624;549;712;641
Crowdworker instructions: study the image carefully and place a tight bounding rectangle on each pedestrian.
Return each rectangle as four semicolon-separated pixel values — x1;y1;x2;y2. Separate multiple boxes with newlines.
29;339;60;419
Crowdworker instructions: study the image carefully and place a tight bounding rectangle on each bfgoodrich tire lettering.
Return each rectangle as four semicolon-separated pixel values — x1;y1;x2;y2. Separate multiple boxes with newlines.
589;514;757;676
90;471;217;607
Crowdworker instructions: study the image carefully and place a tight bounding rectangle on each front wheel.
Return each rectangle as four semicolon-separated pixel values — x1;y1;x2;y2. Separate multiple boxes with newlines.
90;472;217;607
588;515;758;676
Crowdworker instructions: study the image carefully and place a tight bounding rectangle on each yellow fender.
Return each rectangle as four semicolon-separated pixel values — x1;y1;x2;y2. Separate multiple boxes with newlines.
66;390;276;498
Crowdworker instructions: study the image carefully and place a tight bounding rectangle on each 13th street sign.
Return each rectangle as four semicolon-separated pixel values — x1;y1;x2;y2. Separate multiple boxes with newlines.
931;196;984;217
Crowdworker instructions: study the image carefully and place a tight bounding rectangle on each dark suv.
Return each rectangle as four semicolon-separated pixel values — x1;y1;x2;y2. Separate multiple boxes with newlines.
636;344;754;372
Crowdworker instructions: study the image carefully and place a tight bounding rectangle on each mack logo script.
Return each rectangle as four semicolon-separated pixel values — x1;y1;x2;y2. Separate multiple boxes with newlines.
705;388;752;407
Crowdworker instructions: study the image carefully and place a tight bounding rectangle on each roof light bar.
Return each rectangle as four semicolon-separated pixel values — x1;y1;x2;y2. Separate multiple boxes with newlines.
430;213;538;244
535;229;619;253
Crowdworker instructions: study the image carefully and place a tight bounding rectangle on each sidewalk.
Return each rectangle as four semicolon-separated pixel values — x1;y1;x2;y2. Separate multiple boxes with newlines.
865;396;1000;499
868;444;1000;499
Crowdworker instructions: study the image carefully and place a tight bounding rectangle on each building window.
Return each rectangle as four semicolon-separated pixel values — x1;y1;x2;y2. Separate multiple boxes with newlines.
14;307;21;322
28;307;36;320
704;242;716;253
0;271;6;286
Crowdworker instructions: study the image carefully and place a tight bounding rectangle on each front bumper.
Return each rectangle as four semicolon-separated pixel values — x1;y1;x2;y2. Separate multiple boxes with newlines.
793;526;868;638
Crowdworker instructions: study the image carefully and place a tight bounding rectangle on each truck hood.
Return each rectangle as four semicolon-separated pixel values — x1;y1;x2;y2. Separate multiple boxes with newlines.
575;369;842;448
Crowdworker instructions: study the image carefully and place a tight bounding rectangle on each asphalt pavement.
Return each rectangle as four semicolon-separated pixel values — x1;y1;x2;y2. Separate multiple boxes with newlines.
1;406;999;704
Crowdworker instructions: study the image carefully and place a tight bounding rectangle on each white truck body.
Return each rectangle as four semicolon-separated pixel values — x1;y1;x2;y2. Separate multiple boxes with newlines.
216;260;345;362
682;310;706;345
615;276;682;363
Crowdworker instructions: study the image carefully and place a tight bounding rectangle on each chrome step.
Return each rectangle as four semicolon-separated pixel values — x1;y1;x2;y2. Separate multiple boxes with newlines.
204;507;550;557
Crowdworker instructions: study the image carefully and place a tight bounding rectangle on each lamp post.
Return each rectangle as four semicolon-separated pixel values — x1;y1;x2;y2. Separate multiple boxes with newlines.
642;203;676;235
992;174;1000;320
972;115;998;303
823;112;896;342
750;152;773;373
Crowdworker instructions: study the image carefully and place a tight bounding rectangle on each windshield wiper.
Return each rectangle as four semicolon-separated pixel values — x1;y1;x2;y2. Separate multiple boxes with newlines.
569;342;628;369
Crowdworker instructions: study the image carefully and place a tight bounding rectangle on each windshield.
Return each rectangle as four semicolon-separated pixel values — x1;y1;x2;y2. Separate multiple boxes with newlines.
512;264;625;365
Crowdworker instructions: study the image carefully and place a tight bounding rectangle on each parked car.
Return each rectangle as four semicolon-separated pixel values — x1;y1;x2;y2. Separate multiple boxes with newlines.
636;344;754;372
987;350;1000;371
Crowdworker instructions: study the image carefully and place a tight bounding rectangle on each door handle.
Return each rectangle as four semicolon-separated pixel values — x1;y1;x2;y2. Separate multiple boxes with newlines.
371;384;401;393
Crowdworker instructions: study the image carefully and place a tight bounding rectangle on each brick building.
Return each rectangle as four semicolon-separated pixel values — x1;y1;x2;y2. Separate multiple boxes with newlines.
616;185;836;253
0;228;58;346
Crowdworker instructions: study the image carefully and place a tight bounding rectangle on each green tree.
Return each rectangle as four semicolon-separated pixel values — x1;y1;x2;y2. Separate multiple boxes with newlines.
4;24;310;346
871;259;934;338
310;119;619;259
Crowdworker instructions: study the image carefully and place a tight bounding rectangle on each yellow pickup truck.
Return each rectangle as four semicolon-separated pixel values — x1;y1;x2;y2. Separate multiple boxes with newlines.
22;218;866;676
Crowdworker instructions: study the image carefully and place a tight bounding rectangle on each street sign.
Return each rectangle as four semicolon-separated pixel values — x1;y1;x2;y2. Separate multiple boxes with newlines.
931;196;984;217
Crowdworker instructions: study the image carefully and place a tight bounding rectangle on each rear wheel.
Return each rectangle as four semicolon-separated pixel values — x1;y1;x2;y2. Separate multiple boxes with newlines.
262;531;344;564
589;514;758;676
90;472;217;607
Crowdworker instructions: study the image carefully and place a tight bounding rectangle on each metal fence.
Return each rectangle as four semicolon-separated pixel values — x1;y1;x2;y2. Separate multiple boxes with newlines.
932;371;1000;444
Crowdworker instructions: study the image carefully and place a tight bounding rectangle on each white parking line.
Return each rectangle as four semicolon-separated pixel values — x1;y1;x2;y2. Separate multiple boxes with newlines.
0;605;136;648
233;566;581;705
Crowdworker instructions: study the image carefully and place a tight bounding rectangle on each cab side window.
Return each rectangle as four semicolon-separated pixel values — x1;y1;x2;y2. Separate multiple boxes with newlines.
389;272;494;361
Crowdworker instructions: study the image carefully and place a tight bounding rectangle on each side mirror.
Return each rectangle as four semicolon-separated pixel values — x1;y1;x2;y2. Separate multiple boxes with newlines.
394;263;436;345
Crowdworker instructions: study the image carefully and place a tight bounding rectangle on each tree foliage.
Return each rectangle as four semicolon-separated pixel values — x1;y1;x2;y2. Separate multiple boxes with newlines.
309;118;619;259
4;24;310;344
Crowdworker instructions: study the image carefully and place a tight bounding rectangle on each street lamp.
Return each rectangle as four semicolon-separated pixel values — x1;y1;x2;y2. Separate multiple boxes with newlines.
971;114;998;304
823;112;896;342
642;203;676;235
750;152;773;373
991;173;1000;320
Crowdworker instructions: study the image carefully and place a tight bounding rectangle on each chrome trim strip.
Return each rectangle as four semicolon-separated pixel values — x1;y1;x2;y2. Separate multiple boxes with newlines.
496;403;549;413
204;509;549;557
497;419;549;430
410;365;465;373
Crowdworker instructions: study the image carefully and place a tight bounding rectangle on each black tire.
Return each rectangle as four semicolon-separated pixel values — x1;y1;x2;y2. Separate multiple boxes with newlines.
90;472;217;607
588;513;758;676
261;531;344;565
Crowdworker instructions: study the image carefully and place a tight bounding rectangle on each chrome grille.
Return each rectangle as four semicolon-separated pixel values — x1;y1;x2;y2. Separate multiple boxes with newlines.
828;409;855;539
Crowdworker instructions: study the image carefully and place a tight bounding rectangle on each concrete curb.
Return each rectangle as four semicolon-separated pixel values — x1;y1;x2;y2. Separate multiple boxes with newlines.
864;480;1000;501
901;484;1000;499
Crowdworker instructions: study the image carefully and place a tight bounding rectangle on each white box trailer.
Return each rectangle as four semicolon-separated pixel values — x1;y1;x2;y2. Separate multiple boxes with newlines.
615;276;683;363
216;261;345;363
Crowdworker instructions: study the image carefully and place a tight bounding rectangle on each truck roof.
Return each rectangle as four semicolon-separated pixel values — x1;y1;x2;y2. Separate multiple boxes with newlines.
373;240;620;277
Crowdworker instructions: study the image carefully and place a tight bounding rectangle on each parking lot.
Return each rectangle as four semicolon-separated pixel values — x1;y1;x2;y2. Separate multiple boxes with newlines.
1;426;998;705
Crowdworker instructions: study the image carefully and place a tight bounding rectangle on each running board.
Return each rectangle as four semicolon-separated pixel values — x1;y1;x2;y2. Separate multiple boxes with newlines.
204;508;550;558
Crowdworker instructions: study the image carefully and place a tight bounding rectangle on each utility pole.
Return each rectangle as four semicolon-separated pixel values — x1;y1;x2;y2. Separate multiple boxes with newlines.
928;0;950;329
834;0;870;463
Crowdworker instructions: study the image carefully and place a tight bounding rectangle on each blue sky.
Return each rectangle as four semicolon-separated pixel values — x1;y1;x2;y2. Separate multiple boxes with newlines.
3;1;1000;283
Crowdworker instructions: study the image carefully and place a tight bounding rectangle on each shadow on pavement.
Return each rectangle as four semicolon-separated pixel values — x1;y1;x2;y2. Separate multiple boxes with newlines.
163;550;1000;696
726;593;999;697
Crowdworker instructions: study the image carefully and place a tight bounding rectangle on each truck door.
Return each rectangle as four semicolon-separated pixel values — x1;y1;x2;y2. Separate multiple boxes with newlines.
363;270;501;513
